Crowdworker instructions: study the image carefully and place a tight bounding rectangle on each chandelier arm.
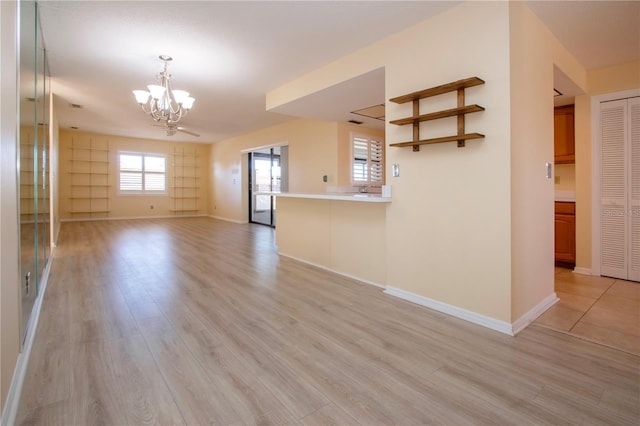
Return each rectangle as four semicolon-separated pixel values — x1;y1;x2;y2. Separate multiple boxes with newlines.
135;55;194;132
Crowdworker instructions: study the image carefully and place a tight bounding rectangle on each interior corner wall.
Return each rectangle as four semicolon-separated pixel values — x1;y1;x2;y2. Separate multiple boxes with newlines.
508;1;558;322
0;0;21;415
574;60;640;271
59;130;211;221
209;118;338;223
267;1;515;323
383;1;513;322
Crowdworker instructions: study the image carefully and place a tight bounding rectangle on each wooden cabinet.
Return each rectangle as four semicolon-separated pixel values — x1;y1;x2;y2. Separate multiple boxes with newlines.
555;202;576;264
554;105;575;164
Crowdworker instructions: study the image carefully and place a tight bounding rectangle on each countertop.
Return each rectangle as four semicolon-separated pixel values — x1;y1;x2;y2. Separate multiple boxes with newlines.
555;190;576;202
258;192;392;203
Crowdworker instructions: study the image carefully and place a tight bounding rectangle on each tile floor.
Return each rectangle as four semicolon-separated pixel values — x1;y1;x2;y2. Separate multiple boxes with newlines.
535;268;640;355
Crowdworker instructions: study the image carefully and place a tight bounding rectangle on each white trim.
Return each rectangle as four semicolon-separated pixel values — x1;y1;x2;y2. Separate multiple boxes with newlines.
591;88;640;277
240;141;289;154
2;257;53;426
384;286;515;336
208;215;248;224
573;267;592;275
511;292;559;335
278;251;385;289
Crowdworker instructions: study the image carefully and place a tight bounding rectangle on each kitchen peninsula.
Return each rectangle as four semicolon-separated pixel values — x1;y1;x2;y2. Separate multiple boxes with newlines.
275;192;391;288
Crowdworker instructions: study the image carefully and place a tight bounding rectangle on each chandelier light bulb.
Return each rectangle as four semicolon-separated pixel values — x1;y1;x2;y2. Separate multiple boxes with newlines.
133;90;150;104
182;97;195;110
133;55;196;134
172;90;190;104
147;84;166;100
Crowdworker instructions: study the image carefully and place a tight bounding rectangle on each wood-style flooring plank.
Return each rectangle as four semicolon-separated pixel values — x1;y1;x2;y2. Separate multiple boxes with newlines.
15;218;640;425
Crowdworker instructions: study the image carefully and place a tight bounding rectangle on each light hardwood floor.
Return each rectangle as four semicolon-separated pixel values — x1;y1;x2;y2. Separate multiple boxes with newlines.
16;218;640;425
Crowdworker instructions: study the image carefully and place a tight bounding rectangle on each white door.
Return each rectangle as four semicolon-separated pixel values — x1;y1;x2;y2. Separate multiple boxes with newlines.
600;96;640;281
629;97;640;281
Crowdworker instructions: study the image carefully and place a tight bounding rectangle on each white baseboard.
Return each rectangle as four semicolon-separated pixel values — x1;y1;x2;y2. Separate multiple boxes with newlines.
384;286;515;336
208;215;248;224
1;256;53;426
511;292;559;335
573;267;592;276
278;252;385;289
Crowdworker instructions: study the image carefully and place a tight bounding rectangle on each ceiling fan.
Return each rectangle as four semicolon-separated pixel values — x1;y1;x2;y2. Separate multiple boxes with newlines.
153;123;200;137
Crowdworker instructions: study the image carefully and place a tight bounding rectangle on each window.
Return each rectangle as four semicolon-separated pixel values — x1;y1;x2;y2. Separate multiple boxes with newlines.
119;152;166;193
352;133;384;187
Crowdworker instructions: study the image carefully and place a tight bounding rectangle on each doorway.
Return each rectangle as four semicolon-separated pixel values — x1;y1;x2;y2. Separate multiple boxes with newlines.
248;146;288;227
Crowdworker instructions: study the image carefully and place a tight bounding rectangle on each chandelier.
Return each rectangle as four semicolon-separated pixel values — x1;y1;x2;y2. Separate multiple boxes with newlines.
132;55;195;128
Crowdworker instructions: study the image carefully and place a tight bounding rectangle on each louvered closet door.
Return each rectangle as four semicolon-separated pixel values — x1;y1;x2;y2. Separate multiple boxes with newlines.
600;99;628;279
629;97;640;281
600;97;640;282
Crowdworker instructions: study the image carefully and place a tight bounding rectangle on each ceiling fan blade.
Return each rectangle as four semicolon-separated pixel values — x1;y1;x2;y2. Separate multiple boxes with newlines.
177;127;200;137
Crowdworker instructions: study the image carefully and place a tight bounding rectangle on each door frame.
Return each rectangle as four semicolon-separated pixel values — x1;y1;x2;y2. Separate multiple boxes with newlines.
590;88;640;277
242;142;288;226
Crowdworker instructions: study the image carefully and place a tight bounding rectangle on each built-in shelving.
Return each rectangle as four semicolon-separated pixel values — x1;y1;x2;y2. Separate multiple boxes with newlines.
389;77;485;151
68;138;110;218
171;147;201;214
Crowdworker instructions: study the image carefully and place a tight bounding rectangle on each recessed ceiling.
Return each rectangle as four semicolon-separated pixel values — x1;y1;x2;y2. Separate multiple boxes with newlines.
37;1;459;142
36;1;640;143
268;68;386;130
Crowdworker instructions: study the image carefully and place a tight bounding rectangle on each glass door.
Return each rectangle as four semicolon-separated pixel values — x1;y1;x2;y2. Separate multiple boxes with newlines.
249;146;287;227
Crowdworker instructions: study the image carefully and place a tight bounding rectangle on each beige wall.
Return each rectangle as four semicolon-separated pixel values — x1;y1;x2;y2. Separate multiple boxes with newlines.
59;130;210;221
267;1;598;325
574;60;640;270
270;2;516;322
1;0;20;414
508;1;561;322
554;164;575;191
277;197;387;286
209;118;339;222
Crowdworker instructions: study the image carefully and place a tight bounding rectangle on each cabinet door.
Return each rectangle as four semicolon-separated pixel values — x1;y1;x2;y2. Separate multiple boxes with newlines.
554;105;575;164
555;214;576;263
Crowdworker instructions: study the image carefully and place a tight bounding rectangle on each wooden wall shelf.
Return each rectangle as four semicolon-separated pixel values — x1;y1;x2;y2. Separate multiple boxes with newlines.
389;77;485;151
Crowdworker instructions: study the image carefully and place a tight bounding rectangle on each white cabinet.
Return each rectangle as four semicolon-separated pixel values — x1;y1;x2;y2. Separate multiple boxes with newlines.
599;96;639;281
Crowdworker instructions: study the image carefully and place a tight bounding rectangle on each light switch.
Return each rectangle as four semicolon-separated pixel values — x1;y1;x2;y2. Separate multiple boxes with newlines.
392;164;400;177
545;162;552;179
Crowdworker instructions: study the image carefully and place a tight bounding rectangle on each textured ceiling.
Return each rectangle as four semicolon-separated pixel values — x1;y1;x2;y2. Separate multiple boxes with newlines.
36;1;640;143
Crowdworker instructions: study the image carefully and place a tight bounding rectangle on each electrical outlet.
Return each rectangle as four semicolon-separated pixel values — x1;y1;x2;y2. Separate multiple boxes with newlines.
150;204;154;210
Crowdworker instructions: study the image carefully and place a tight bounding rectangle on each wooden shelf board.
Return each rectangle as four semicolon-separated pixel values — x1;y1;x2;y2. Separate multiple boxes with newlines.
68;172;109;175
69;210;110;214
69;147;109;152
69;197;109;199
390;77;485;104
390;133;485;148
390;105;484;125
